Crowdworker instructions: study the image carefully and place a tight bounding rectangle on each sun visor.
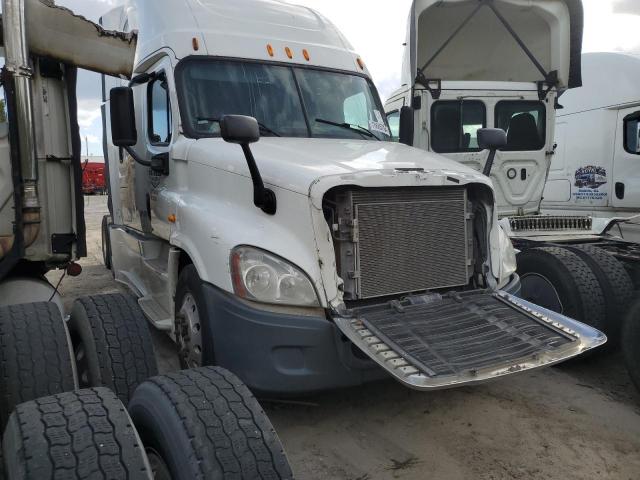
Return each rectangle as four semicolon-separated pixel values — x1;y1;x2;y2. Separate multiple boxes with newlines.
410;0;583;91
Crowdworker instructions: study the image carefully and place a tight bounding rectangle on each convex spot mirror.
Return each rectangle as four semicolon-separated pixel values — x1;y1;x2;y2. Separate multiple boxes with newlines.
220;115;260;145
477;128;507;151
110;87;137;147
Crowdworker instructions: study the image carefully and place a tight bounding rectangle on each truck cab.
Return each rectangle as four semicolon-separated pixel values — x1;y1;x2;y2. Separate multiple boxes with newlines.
101;0;604;394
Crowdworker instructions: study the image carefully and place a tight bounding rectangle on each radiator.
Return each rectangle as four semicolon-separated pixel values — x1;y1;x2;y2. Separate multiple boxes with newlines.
333;187;473;300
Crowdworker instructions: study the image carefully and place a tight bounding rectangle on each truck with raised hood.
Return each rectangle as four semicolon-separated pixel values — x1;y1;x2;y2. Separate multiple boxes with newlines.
385;0;640;346
98;0;604;396
0;1;292;478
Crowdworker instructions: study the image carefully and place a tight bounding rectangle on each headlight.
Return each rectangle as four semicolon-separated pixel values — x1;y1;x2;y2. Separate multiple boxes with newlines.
230;246;320;307
499;226;517;281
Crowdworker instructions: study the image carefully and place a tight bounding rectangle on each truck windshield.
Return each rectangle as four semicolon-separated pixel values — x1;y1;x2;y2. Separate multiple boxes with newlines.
176;59;391;141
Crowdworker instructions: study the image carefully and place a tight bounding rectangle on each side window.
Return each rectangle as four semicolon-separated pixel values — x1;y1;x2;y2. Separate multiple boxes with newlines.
431;101;486;153
386;111;400;142
624;112;640;155
148;73;172;145
495;101;546;151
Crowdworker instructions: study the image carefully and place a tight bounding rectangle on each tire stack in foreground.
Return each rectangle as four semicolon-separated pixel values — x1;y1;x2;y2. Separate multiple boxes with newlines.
0;294;293;479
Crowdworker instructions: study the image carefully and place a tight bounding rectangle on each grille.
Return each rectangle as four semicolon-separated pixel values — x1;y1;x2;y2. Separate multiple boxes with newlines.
509;215;592;232
334;187;472;300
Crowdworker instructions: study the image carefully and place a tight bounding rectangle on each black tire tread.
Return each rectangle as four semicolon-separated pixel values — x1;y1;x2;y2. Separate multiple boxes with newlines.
2;388;151;479
622;299;640;391
566;244;634;338
519;246;607;330
0;302;75;430
140;367;293;479
72;294;157;404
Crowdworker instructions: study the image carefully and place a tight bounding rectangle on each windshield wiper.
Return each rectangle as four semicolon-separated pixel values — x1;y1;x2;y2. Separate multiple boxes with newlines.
195;117;281;137
315;118;380;141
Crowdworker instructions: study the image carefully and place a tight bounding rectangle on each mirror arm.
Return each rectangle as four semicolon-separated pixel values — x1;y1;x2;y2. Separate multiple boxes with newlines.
482;149;497;177
123;145;152;168
241;144;277;215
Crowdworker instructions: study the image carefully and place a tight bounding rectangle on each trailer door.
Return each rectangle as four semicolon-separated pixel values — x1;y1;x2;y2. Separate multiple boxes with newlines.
612;108;640;209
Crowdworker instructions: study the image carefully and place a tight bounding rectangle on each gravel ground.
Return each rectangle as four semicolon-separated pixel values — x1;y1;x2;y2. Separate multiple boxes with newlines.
49;195;640;480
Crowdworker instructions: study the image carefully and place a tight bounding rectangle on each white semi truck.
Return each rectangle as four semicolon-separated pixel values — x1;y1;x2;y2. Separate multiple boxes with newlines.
384;0;639;349
98;0;604;397
0;1;292;478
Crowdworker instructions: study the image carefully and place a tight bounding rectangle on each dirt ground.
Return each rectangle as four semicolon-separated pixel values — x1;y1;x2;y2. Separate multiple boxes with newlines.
50;195;640;480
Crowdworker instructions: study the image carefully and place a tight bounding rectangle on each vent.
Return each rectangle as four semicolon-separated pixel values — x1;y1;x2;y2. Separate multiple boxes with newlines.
509;215;592;232
333;187;472;300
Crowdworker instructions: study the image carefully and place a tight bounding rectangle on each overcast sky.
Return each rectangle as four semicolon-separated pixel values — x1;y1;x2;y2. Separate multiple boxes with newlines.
53;0;640;156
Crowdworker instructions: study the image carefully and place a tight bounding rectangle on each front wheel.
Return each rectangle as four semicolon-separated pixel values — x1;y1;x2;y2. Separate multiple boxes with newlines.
622;299;640;392
174;265;215;369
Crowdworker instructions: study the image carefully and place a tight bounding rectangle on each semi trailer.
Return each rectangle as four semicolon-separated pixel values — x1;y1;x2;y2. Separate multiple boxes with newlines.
98;0;604;397
0;1;292;478
384;0;639;351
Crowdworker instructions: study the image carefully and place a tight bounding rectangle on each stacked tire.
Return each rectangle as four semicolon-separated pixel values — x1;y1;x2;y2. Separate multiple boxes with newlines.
517;245;634;344
0;294;293;479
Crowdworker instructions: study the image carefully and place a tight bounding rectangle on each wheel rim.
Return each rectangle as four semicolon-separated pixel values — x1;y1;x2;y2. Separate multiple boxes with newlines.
176;293;203;368
520;273;564;314
145;447;172;480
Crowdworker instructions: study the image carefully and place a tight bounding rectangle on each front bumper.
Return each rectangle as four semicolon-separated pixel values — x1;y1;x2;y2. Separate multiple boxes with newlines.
201;283;386;394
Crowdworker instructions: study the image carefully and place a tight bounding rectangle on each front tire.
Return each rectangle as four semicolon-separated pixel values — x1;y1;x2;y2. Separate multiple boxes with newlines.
175;265;214;368
622;299;640;392
128;367;294;480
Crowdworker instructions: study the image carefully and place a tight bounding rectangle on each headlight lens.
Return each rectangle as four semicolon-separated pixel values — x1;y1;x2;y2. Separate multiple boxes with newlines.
231;247;320;307
499;226;517;281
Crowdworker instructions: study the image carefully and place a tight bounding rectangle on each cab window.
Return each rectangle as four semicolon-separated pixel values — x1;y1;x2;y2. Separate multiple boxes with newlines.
495;101;546;151
148;73;172;145
431;101;486;153
386;111;400;142
624;112;640;155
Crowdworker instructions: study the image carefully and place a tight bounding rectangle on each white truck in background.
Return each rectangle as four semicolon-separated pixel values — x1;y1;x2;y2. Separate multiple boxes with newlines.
542;52;640;243
98;0;604;397
385;0;640;348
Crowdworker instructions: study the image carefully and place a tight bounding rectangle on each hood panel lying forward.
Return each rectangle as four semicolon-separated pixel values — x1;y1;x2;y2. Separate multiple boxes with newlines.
406;0;583;89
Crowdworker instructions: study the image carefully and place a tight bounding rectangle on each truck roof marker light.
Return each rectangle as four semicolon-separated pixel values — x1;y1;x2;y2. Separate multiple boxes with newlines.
267;44;274;57
285;47;293;59
357;57;365;70
192;37;199;51
168;214;176;223
303;49;310;61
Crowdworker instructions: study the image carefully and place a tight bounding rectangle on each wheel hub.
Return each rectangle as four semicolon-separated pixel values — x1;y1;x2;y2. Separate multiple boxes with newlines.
176;293;203;368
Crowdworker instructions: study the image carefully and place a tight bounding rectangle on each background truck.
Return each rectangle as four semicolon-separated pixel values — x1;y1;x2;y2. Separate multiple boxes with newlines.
542;52;640;243
385;0;640;349
0;1;292;478
98;0;603;397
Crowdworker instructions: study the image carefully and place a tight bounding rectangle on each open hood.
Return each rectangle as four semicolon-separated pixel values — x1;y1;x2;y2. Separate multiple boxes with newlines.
0;0;137;78
407;0;583;90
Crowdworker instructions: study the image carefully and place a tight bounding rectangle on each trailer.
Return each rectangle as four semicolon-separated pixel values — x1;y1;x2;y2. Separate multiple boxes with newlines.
97;0;604;400
0;1;292;478
81;161;106;195
384;0;640;354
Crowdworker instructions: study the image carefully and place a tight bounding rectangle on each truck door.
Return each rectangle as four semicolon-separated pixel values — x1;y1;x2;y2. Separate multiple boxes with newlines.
144;58;175;240
612;108;640;208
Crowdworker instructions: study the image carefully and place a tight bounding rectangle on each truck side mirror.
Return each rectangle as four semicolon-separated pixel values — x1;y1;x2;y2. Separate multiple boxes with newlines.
220;115;276;215
110;87;137;147
398;106;414;146
220;115;260;144
477;128;507;151
477;128;507;176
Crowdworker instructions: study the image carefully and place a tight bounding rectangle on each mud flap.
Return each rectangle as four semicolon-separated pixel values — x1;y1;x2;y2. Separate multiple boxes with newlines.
334;290;606;390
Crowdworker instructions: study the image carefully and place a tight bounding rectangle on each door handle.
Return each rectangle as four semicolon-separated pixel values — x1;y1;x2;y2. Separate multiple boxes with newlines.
616;182;625;200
